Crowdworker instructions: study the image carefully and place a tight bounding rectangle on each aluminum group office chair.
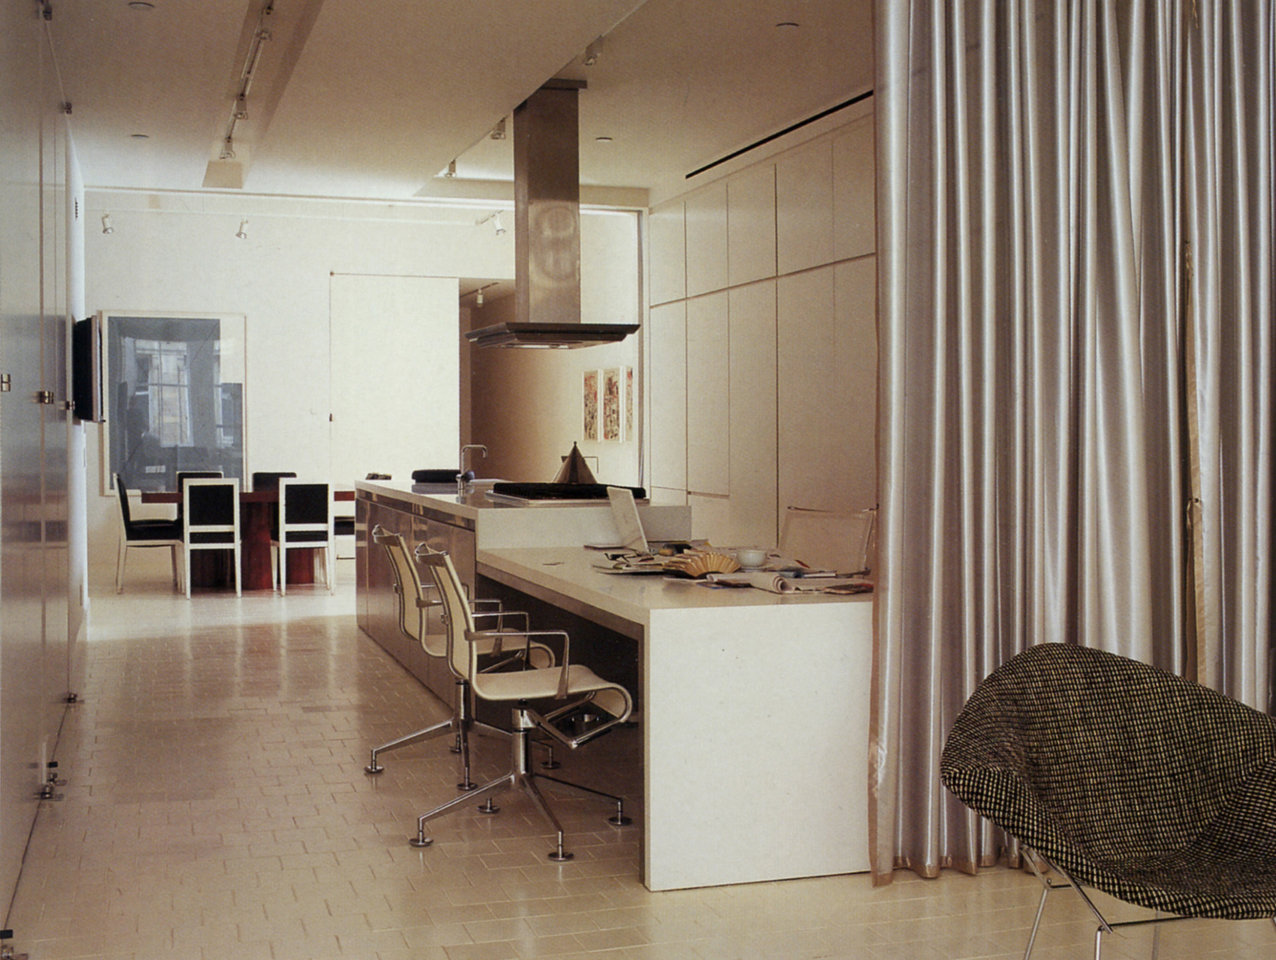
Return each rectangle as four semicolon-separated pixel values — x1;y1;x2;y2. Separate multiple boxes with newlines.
778;504;877;575
114;472;184;593
413;547;634;861
365;527;552;789
182;477;241;598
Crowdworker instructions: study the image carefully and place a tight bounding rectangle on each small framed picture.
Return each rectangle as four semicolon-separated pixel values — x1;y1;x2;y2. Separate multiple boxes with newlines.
603;367;623;441
582;370;600;441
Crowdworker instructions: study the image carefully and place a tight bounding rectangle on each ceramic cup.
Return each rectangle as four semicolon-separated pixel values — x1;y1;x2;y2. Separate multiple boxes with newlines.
736;547;767;568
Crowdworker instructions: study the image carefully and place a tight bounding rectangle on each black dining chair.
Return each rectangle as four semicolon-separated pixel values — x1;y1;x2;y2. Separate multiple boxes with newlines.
271;479;333;594
182;478;241;598
114;473;184;593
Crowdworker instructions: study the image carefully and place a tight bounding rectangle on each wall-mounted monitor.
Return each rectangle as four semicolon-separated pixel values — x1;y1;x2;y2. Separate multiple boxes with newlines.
71;315;104;422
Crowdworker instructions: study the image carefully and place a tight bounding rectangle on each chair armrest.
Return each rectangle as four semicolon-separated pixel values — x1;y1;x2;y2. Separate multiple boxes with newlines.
467;628;571;696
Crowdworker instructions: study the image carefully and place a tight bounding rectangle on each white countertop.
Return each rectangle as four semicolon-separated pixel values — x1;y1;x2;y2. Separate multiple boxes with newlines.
477;545;869;631
358;480;693;548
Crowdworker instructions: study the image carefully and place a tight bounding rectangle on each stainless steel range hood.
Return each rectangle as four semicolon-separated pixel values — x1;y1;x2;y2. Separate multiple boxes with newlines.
466;79;638;349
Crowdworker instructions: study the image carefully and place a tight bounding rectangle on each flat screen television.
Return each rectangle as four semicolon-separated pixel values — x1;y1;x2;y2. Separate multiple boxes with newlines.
71;315;104;422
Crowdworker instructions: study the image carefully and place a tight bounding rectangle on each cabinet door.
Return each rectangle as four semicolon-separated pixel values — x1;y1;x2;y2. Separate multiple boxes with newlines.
728;281;778;547
648;202;687;306
833;114;876;262
685;182;729;297
686;292;730;497
728;164;777;286
648;301;687;492
776;140;834;275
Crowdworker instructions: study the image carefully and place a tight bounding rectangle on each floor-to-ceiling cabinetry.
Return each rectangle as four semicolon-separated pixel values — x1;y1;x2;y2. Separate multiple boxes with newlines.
646;103;877;548
0;2;76;926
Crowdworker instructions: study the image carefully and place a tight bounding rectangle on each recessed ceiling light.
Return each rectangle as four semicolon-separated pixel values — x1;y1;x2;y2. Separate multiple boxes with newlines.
595;136;614;144
128;1;155;9
776;20;800;29
129;133;150;140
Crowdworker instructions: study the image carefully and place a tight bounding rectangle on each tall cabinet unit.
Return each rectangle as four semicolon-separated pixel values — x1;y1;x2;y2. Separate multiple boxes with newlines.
0;3;74;922
645;106;878;547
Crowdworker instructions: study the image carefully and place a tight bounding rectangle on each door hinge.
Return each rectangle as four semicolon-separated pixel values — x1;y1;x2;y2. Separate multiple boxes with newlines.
0;373;10;393
36;389;55;405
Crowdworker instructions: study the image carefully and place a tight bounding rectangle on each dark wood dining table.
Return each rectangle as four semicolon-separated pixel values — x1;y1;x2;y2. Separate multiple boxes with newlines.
142;487;355;591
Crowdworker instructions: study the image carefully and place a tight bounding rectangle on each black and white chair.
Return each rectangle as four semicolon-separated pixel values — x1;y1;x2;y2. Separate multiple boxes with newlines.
251;471;296;491
271;479;333;594
175;469;222;526
181;477;241;598
412;547;634;861
942;642;1276;959
114;472;184;593
364;528;553;788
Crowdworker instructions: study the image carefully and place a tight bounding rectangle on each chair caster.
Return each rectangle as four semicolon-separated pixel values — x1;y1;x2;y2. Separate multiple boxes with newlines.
548;838;574;862
608;799;631;826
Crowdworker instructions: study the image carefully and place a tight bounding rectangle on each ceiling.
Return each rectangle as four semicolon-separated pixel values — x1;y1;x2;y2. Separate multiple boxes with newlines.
48;0;874;207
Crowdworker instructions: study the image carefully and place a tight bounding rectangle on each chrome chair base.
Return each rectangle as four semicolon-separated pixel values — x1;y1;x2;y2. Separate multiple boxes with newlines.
365;707;510;791
409;706;631;861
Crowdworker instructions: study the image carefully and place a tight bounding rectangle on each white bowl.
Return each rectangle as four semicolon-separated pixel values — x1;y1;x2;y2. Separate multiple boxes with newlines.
735;547;767;568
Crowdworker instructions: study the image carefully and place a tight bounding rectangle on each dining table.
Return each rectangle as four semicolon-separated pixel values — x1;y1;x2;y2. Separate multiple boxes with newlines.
142;487;355;591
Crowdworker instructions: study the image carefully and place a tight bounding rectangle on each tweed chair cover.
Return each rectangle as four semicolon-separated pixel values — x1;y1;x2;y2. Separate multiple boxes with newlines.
941;642;1276;920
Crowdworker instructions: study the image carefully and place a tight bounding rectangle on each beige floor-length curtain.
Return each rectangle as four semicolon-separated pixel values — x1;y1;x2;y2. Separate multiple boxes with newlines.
871;0;1275;884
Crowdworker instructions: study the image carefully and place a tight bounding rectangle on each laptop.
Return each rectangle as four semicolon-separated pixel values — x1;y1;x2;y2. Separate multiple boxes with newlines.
606;486;650;555
589;487;666;573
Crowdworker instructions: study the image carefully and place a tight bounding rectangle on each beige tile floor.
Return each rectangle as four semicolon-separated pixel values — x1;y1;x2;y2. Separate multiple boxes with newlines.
8;569;1276;959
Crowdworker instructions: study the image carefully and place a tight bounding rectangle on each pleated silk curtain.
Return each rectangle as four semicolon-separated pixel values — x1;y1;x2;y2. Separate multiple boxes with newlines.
871;0;1275;883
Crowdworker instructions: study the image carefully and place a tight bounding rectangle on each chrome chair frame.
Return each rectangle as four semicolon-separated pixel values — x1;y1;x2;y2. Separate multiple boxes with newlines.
412;547;633;861
363;527;549;790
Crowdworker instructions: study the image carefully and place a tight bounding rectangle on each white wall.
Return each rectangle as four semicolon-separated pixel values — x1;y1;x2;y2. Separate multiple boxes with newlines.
645;102;878;547
83;192;515;584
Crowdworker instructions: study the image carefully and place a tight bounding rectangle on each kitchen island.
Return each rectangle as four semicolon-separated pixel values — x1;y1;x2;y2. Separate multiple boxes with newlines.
355;480;871;891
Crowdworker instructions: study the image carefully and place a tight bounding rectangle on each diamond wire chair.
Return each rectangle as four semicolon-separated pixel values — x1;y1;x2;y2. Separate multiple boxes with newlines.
412;546;634;862
364;527;553;791
942;642;1276;960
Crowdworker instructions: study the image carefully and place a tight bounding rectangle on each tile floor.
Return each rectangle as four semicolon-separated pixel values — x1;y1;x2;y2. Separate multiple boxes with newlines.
8;572;1276;959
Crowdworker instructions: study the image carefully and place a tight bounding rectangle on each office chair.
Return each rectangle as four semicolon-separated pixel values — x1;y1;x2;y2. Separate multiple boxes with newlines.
412;547;634;861
778;505;876;575
114;473;184;593
365;527;552;789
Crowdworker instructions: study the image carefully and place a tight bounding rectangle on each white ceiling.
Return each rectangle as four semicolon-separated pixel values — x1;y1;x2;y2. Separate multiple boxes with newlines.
49;0;873;205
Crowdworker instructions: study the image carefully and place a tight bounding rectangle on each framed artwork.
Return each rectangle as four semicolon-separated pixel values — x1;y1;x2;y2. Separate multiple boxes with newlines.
582;369;600;440
603;367;623;441
625;366;634;440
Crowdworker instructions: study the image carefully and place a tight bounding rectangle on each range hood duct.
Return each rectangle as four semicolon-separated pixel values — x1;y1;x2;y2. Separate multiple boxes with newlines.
466;80;638;349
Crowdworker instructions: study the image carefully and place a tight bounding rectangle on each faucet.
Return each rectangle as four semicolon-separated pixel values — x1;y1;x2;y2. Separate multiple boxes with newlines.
458;444;488;495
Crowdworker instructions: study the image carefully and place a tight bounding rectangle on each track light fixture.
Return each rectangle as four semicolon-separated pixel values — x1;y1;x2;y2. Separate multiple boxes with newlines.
476;211;506;235
100;213;114;235
235;219;249;240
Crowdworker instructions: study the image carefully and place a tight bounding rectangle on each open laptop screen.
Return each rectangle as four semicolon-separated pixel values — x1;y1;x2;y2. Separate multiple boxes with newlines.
606;486;650;555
